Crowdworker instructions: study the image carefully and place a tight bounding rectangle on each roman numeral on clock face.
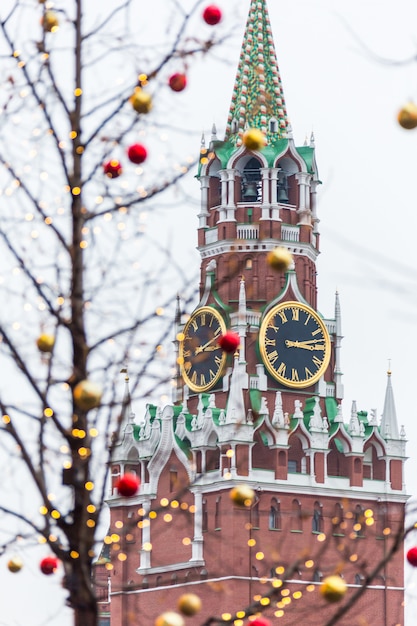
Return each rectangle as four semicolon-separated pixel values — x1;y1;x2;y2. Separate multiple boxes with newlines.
312;355;323;368
268;350;279;365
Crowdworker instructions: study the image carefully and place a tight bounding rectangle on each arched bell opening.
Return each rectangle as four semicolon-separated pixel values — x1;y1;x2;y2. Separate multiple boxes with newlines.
241;157;262;202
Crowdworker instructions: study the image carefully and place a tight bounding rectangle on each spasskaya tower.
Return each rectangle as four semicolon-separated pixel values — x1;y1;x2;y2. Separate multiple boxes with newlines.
102;3;408;625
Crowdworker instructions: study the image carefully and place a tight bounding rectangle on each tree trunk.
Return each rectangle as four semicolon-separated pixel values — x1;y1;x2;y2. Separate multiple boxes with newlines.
74;607;98;626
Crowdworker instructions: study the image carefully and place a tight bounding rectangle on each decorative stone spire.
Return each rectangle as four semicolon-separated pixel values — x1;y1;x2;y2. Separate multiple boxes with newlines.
380;369;400;440
237;276;247;361
225;353;246;425
349;400;361;436
120;369;135;428
225;0;289;146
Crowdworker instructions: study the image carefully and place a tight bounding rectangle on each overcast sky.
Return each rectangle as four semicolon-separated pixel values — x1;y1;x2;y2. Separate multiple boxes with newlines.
2;0;417;624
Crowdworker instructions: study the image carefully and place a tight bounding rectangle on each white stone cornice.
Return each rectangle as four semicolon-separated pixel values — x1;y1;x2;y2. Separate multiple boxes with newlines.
199;240;319;263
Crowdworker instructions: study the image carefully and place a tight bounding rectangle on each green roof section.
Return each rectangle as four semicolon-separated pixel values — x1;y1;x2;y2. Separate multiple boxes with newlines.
199;137;313;174
225;0;289;146
325;396;339;424
295;146;315;174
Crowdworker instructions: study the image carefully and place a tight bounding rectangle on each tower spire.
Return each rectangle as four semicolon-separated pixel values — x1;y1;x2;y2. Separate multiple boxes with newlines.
380;368;400;440
225;0;289;145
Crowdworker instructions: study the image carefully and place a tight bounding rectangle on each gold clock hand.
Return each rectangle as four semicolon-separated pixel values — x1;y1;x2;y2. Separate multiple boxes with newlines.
285;339;318;346
296;341;325;350
195;335;220;355
285;340;324;351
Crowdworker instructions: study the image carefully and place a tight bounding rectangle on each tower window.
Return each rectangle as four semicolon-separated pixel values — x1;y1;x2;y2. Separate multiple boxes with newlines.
231;119;238;133
332;502;345;536
376;502;387;538
277;171;289;203
242;157;262;202
170;469;178;492
245;258;253;270
215;496;221;530
252;501;260;529
288;460;297;473
312;501;324;533
269;497;281;530
269;118;278;132
291;499;302;532
354;504;365;537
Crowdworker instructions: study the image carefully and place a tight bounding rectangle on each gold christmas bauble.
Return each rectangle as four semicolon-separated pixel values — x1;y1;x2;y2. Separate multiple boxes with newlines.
130;88;153;114
320;575;347;603
177;593;202;616
7;556;23;573
42;11;59;32
230;484;255;507
242;128;266;151
155;611;185;626
73;380;102;411
397;102;417;130
36;333;55;353
267;247;293;272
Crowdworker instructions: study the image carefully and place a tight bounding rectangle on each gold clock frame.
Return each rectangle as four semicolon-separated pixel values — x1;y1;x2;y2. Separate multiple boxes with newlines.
179;306;227;393
259;301;331;388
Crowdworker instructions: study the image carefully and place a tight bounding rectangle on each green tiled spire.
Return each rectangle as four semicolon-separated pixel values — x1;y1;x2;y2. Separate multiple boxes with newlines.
225;0;289;146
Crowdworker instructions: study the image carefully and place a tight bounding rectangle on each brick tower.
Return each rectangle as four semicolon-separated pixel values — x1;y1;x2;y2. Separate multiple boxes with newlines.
100;2;408;625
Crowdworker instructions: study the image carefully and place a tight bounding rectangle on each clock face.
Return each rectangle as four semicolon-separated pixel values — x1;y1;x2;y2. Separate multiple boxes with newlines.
259;301;331;388
179;306;227;393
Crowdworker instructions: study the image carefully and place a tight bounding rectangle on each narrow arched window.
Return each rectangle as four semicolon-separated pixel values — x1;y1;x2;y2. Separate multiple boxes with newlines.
252;501;260;529
332;502;344;536
354;504;365;537
215;496;221;530
312;501;324;533
291;499;302;532
169;468;178;492
269;497;281;530
376;502;386;538
242;157;262;202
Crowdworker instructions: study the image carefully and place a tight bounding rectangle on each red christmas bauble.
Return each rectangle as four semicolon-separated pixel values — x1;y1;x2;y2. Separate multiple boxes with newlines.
127;144;148;164
40;556;58;575
218;331;240;353
407;547;417;566
203;5;222;25
103;160;122;178
169;73;187;92
116;473;140;497
250;619;272;626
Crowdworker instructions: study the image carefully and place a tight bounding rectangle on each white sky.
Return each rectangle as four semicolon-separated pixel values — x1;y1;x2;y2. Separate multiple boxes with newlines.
2;0;417;624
